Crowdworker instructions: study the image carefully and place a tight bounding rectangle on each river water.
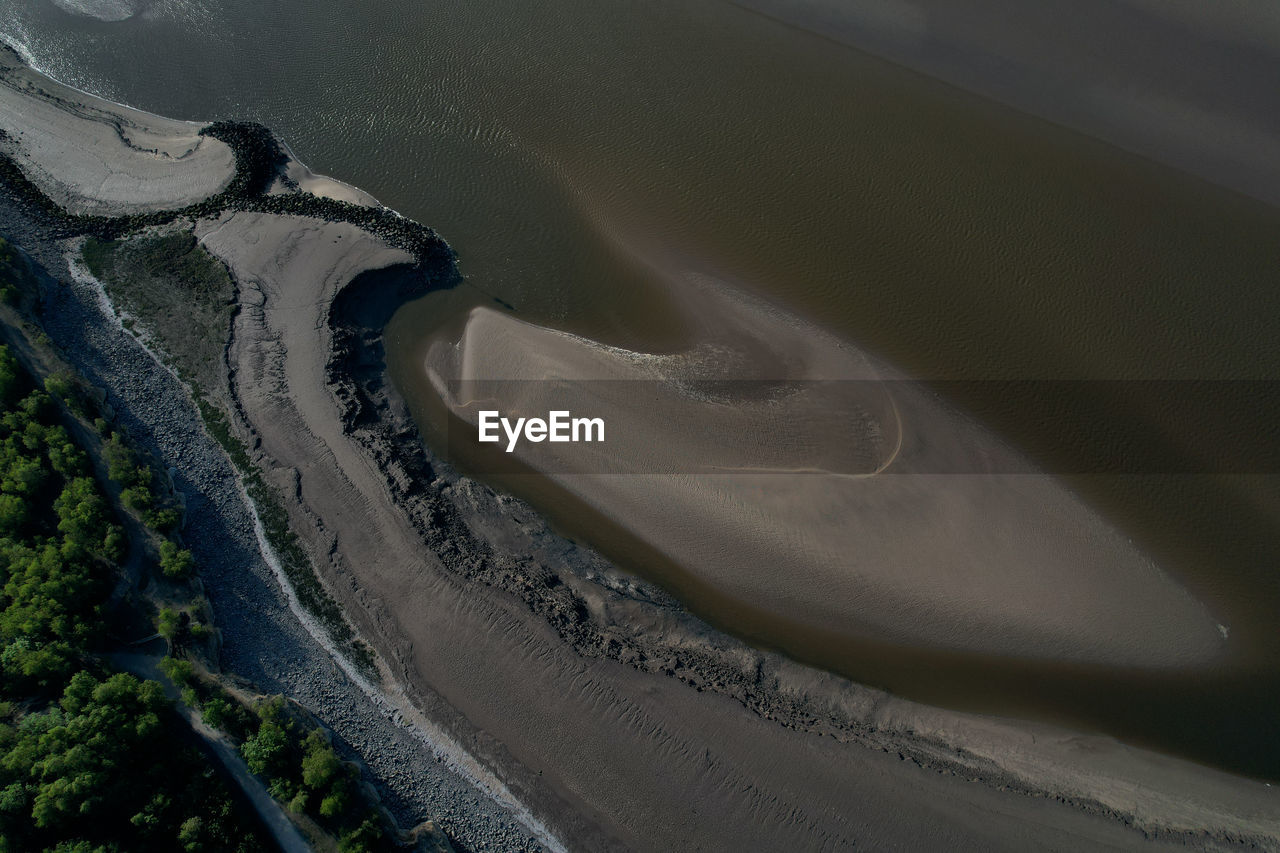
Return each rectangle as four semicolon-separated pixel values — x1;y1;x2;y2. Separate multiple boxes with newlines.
5;0;1280;778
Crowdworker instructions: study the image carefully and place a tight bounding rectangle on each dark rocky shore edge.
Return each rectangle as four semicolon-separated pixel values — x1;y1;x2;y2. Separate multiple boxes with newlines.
0;116;1266;851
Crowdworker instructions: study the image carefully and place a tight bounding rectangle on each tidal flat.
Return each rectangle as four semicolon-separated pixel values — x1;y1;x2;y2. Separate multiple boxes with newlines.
2;0;1280;849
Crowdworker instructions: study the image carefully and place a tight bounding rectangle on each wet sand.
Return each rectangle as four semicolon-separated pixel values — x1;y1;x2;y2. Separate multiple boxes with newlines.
9;6;1280;775
209;209;1278;849
423;282;1225;668
0;45;234;214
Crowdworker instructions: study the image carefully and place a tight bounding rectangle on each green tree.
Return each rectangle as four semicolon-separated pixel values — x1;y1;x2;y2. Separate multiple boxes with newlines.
301;732;342;790
0;671;269;852
157;608;181;643
177;815;204;852
240;719;290;778
19;672;166;829
120;485;153;513
338;815;384;853
200;697;229;730
102;435;141;486
158;656;193;686
319;784;349;818
146;507;180;533
158;542;194;580
42;373;74;401
0;494;27;536
0;347;20;408
53;477;111;555
2;456;46;497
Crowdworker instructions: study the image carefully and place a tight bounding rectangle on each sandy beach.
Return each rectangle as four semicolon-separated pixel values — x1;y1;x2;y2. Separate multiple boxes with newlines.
1;42;1277;852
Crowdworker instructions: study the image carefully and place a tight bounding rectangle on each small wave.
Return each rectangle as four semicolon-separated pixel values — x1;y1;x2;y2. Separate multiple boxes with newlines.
48;0;148;22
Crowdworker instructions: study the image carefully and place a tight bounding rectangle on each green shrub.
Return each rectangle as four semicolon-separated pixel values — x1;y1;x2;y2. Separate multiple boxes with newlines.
302;732;342;790
319;787;348;818
241;719;290;778
103;434;145;486
0;347;20;407
200;696;230;729
42;372;75;400
157;608;181;642
158;655;193;685
146;507;180;533
159;541;194;579
121;485;153;512
338;816;384;853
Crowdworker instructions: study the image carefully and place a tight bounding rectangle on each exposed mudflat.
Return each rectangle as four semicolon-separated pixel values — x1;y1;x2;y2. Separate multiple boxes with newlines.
423;289;1224;668
197;205;1279;850
0;45;234;215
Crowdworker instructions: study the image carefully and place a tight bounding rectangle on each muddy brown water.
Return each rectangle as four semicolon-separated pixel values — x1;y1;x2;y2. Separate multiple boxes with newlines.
6;0;1279;778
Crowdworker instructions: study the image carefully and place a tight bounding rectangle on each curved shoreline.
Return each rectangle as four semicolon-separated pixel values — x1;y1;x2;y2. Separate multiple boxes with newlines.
1;46;1278;851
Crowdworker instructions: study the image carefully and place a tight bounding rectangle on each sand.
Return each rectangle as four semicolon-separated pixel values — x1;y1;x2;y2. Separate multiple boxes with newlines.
209;206;1269;845
424;278;1225;668
0;44;234;215
3;46;1278;852
275;146;383;208
202;210;1279;849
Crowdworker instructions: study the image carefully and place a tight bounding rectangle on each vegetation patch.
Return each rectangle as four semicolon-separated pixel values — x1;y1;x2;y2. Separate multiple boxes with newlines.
82;232;236;392
64;149;384;682
193;396;378;677
0;670;270;853
77;227;377;677
243;696;386;851
0;343;272;853
162;662;392;853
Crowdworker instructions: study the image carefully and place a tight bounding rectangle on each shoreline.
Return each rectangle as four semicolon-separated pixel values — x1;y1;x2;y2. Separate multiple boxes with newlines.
1;46;1277;851
0;43;552;851
330;277;1280;844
